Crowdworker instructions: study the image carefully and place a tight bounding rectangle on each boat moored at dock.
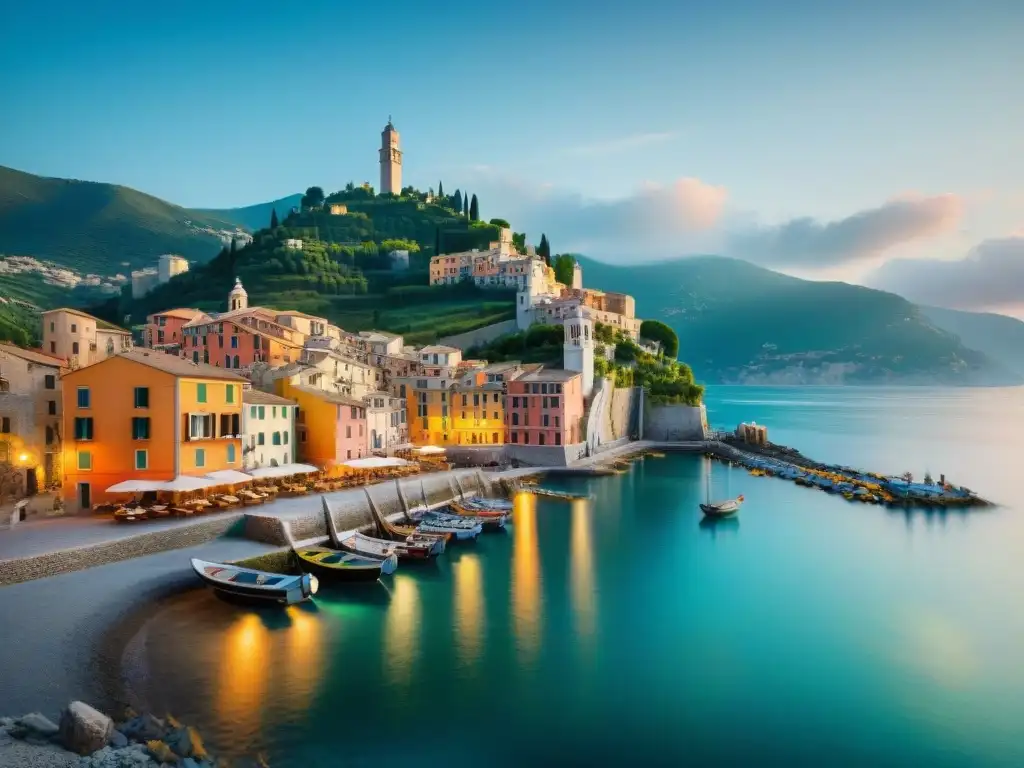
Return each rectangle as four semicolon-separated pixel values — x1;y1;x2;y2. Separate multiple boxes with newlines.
191;558;317;605
293;546;397;583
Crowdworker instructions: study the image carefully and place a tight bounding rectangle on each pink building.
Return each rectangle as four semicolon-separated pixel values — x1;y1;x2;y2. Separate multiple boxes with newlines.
144;309;207;350
505;368;584;447
284;383;367;468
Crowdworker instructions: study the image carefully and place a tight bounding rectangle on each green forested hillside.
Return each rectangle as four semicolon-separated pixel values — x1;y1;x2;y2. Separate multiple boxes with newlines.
0;165;238;273
576;255;1021;385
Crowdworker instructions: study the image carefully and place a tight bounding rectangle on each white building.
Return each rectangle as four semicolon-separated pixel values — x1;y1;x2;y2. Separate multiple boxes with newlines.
242;390;297;470
131;269;160;299
284;239;303;250
563;305;594;398
158;254;189;283
364;391;407;455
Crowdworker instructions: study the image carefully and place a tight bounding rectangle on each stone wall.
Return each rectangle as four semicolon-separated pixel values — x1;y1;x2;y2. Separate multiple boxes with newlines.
0;515;243;587
438;319;518;353
506;442;586;467
643;403;707;441
445;445;507;466
603;386;640;443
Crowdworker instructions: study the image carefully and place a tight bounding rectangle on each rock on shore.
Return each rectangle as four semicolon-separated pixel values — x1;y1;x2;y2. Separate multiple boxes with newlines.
0;701;254;767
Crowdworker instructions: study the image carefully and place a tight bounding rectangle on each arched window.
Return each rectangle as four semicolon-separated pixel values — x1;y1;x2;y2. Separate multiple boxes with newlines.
233;355;240;368
225;354;231;368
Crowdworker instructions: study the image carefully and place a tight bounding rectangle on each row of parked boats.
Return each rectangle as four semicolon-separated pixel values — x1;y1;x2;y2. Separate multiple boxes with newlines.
191;493;515;605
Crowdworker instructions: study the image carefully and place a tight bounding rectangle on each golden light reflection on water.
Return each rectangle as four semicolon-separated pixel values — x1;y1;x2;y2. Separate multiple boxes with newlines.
453;554;484;668
283;606;323;703
384;575;421;685
571;500;596;640
901;610;980;690
512;492;542;665
216;613;268;737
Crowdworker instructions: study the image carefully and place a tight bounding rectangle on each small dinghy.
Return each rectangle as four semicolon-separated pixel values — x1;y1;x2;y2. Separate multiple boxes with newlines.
191;558;317;605
416;513;482;540
446;503;507;530
458;496;513;512
449;501;508;519
323;498;443;559
339;530;441;561
294;545;397;583
700;496;743;518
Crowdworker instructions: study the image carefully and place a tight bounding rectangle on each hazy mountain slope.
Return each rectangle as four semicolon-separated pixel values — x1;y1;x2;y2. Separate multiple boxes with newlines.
194;193;303;232
576;255;1020;385
922;305;1024;378
0;165;239;274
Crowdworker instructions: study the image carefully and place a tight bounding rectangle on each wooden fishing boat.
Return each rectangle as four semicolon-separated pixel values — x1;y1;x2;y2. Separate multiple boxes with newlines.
701;461;743;518
458;496;513;511
523;488;588;501
446;504;507;531
191;558;317;605
700;496;743;517
449;501;508;519
415;513;483;540
361;493;450;547
293;545;397;582
339;530;440;561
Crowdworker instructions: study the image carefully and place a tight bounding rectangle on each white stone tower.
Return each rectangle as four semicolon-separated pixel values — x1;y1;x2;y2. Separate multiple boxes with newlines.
571;261;583;290
379;118;402;195
563;305;594;397
228;277;248;312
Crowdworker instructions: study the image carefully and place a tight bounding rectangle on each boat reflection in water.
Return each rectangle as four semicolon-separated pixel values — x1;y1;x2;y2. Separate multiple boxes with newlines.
512;493;542;667
216;613;269;745
383;575;421;686
453;553;484;669
698;515;740;537
570;499;596;641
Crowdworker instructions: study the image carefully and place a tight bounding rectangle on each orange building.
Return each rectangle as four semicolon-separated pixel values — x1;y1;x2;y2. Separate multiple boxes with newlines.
61;350;245;512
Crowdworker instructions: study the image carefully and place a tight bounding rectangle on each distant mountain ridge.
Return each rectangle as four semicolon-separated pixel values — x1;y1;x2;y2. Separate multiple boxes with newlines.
194;193;303;232
0;165;247;276
576;255;1023;386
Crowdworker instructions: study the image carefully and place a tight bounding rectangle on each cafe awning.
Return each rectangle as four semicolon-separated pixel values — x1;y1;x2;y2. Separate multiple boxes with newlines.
342;457;411;469
106;479;164;493
247;463;320;479
106;476;217;493
205;469;255;484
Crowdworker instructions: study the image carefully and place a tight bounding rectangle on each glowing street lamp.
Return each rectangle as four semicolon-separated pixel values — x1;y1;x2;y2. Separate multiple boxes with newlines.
18;453;28;463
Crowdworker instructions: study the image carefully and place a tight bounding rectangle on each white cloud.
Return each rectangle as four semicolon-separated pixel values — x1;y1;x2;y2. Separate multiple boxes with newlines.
726;194;963;268
866;236;1024;311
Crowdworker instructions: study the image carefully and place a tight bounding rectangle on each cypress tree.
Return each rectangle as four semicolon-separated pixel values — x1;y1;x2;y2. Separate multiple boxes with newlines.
539;234;551;264
463;194;469;217
438;181;444;198
453;190;462;214
270;208;279;228
469;194;479;221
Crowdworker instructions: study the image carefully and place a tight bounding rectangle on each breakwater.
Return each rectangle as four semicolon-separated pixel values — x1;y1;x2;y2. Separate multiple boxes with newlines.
706;438;992;508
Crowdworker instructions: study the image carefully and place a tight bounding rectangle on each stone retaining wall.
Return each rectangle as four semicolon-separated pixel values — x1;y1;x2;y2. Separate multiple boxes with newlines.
0;515;243;587
643;403;707;441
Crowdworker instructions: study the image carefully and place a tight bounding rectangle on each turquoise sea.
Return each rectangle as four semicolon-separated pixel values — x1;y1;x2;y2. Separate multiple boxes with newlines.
133;386;1024;767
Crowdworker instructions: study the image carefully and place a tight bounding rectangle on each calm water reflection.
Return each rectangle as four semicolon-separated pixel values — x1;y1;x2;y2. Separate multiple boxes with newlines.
131;387;1024;767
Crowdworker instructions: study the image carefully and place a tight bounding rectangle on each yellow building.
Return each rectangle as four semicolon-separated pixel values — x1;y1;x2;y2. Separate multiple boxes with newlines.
449;362;523;446
61;350;245;512
276;381;367;470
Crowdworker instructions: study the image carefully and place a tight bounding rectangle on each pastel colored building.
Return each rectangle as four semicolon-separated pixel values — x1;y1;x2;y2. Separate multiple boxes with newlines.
449;362;523;446
242;389;296;470
279;381;367;469
395;346;464;446
61;350;245;513
145;308;207;350
505;368;584;448
41;308;133;369
0;343;66;490
364;391;407;455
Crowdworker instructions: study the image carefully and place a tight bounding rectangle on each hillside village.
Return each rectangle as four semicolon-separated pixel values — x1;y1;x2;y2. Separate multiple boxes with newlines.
0;120;700;515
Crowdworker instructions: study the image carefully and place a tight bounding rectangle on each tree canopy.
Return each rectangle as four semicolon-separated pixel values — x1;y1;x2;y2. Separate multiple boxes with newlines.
553;254;575;286
639;319;679;358
301;186;326;209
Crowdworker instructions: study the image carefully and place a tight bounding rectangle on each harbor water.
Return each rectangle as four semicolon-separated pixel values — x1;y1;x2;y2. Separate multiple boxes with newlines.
129;386;1024;767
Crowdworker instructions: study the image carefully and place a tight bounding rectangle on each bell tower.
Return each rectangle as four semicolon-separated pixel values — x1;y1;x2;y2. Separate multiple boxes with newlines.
563;305;594;398
228;277;248;312
379;118;402;195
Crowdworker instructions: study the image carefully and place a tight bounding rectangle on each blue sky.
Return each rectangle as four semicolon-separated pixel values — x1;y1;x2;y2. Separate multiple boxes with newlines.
2;0;1022;312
